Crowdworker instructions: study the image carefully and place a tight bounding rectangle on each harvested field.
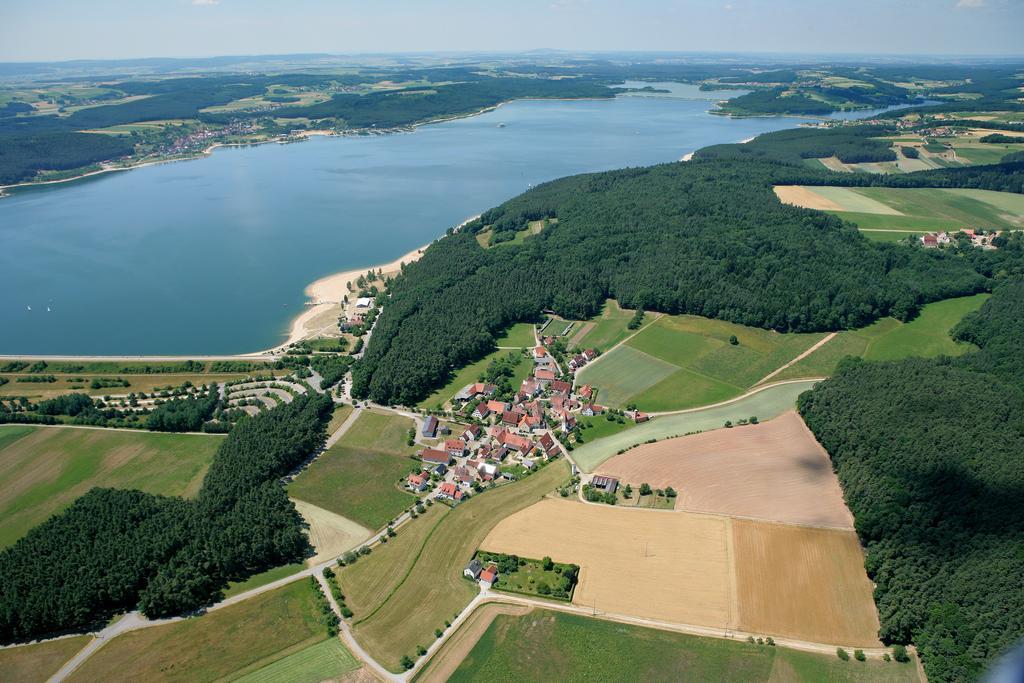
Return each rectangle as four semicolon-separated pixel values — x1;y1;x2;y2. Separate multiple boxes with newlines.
596;411;854;529
416;603;534;683
484;498;882;648
774;185;845;211
482;498;735;630
732;519;881;648
292;498;373;566
0;635;91;683
349;461;569;671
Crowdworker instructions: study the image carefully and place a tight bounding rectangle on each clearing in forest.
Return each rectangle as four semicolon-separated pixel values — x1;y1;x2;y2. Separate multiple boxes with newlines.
595;411;854;529
0;425;220;548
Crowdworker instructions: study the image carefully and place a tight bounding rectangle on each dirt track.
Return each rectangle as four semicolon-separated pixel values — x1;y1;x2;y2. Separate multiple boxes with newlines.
417;603;533;683
595;411;854;529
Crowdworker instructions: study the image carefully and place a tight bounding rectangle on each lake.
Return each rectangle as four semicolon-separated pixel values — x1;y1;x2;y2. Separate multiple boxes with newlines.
1;93;816;355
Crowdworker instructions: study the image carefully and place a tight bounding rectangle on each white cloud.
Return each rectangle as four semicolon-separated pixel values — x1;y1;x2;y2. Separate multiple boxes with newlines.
192;0;219;5
955;0;986;8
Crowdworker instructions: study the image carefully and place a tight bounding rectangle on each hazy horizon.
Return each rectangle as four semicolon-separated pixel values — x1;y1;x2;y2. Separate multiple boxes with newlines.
3;0;1023;63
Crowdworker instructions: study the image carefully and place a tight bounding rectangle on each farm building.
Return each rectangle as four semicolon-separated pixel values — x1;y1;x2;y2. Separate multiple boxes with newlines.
591;475;619;494
420;448;452;466
464;559;482;579
479;564;499;589
422;416;438;438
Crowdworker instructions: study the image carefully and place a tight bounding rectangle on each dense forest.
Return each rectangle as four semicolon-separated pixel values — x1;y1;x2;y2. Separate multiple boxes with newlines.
351;138;1024;405
799;280;1024;683
0;393;331;642
0;131;134;184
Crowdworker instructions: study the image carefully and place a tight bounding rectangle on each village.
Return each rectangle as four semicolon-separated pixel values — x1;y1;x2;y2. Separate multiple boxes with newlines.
919;227;1006;249
401;338;633;520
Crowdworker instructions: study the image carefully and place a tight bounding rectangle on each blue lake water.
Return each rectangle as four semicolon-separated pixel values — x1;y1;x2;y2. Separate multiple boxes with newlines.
1;94;817;355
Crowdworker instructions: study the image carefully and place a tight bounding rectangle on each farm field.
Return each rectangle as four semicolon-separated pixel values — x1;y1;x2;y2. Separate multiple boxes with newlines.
339;504;446;617
494;322;536;348
67;581;333;682
775;185;1024;231
774;294;987;380
576;314;824;412
288;409;418;530
733;520;881;648
571;379;818;472
0;425;221;548
325;403;355;434
482;498;734;630
483;498;882;647
595;411;853;528
566;299;653;352
417;348;532;410
292;498;373;566
416;603;533;683
439;609;919;683
234;637;360;683
0;635;91;683
349;460;570;672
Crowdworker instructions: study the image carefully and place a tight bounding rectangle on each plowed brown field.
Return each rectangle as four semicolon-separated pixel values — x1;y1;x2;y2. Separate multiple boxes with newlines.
595;411;854;529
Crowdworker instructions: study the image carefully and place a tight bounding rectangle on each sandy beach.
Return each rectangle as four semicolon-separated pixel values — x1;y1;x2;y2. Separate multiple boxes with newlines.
270;213;481;353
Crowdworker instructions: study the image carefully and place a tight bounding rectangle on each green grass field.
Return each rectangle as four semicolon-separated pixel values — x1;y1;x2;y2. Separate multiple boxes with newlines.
417;348;532;410
445;609;920;683
348;461;570;672
68;581;335;683
775;294;988;380
494;323;536;348
571;380;818;472
567;300;652;352
0;635;91;683
576;315;823;412
805;186;1024;231
289;410;418;530
0;425;221;548
234;637;359;683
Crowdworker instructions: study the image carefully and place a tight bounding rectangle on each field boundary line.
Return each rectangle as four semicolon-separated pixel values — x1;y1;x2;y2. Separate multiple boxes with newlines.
648;377;824;417
352;507;449;627
573;312;663;388
0;423;223;437
754;333;836;386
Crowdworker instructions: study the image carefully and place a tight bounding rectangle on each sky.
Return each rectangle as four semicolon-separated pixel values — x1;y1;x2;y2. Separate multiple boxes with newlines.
1;0;1022;62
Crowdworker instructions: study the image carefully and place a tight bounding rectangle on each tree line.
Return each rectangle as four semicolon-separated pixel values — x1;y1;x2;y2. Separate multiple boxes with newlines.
0;393;332;642
351;140;1023;405
798;279;1024;682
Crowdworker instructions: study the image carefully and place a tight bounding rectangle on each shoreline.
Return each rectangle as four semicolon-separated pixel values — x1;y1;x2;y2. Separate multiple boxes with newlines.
262;212;481;355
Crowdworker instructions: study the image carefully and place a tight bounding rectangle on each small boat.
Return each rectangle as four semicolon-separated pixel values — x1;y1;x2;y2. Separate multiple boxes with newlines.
26;305;31;311
47;307;51;312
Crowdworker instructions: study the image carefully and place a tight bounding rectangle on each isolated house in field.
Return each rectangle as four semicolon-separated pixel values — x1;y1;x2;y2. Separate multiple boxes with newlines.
479;564;499;589
464;559;482;580
591;475;619;494
420;448;452;466
422;416;438;438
